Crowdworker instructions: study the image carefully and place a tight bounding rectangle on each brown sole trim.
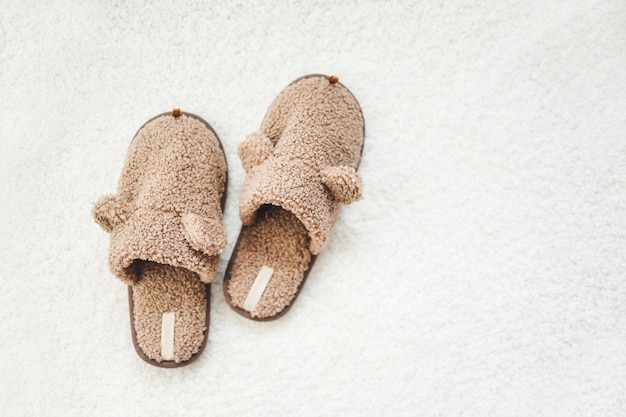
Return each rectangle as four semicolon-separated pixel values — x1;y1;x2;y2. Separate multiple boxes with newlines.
223;73;364;321
126;110;228;367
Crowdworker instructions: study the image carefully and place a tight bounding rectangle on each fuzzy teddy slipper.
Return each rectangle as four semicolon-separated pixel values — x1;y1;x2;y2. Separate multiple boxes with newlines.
93;109;227;367
223;74;364;320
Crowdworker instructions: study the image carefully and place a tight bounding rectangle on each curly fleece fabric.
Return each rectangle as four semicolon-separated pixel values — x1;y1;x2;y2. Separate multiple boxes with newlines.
2;1;626;416
93;113;227;285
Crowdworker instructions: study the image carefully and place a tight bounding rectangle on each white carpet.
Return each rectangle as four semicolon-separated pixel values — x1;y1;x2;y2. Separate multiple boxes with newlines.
1;1;625;415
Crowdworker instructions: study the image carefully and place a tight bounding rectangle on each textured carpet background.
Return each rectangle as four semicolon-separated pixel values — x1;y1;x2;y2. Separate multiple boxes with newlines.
1;1;625;416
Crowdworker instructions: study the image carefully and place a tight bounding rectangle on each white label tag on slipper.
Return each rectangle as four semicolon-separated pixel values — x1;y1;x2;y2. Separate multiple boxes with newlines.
243;265;274;312
161;312;175;361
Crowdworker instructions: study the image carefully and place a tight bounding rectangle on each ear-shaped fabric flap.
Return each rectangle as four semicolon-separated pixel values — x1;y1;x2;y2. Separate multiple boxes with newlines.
92;195;131;233
238;132;273;172
182;213;227;256
321;165;363;204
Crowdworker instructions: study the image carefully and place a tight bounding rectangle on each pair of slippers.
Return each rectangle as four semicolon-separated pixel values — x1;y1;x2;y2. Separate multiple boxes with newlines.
92;74;365;367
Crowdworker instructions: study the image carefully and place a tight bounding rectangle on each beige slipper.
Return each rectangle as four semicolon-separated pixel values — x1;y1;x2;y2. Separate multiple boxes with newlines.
223;74;364;320
93;109;227;367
